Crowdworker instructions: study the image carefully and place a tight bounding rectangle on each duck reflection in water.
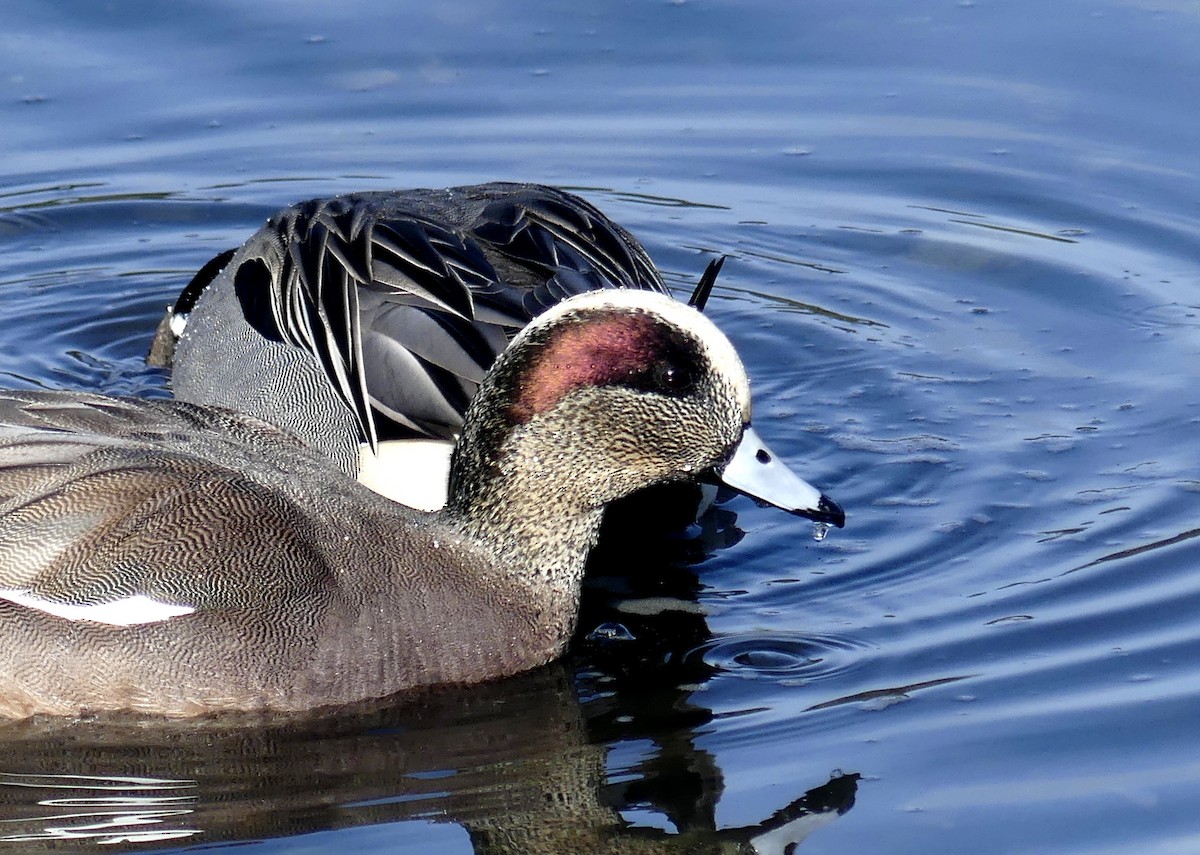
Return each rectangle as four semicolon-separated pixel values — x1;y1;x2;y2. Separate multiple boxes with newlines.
0;662;858;852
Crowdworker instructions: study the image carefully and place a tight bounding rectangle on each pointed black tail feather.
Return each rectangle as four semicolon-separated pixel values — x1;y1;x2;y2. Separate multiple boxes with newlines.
688;255;726;312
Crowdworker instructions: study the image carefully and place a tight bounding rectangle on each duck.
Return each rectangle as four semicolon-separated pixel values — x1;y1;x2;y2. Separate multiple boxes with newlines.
150;182;672;510
0;289;843;718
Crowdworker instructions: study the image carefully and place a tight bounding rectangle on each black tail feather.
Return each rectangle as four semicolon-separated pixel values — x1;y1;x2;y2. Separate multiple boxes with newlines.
688;255;726;312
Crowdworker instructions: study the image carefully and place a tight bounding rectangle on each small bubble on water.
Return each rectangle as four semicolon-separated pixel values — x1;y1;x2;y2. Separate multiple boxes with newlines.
812;521;831;542
586;622;636;644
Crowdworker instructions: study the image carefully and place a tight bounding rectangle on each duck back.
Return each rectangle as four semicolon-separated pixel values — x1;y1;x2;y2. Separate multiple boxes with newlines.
167;184;667;474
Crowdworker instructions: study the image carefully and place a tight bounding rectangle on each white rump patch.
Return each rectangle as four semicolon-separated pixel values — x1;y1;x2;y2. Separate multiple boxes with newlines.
0;589;195;626
358;439;453;511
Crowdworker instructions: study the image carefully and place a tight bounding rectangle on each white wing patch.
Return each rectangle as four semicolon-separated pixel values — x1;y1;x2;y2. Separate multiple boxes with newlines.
358;439;453;511
0;589;195;626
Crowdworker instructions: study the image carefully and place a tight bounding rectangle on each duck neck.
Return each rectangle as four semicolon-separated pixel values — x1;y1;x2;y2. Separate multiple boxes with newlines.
445;433;606;627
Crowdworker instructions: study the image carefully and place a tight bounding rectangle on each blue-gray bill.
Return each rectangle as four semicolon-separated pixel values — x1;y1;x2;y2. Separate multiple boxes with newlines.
718;425;846;528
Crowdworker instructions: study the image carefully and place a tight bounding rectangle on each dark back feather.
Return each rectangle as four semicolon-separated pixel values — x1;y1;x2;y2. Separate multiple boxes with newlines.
167;184;669;470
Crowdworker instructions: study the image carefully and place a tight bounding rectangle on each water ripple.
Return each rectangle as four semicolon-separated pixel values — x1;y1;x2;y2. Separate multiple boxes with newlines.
0;774;198;845
684;631;873;687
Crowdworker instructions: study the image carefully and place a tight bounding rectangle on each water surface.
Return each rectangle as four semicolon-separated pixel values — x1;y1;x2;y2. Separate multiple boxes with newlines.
2;1;1199;852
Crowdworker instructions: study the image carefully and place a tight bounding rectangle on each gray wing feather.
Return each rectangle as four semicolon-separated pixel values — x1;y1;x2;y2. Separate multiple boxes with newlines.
0;392;337;613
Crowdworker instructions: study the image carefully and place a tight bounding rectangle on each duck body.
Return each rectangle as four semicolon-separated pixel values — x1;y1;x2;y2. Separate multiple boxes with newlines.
159;183;667;499
0;393;554;717
0;291;843;717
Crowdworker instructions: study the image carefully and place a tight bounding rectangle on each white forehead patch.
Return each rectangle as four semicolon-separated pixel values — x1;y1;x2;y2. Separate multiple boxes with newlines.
518;289;753;419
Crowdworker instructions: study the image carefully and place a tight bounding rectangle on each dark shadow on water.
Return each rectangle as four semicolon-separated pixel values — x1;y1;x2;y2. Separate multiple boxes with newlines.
1065;525;1200;574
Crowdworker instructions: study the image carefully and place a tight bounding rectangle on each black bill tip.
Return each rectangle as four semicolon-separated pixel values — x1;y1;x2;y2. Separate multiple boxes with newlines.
802;494;846;528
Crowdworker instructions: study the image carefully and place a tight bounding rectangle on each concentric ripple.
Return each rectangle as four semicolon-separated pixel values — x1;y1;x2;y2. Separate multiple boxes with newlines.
684;631;873;686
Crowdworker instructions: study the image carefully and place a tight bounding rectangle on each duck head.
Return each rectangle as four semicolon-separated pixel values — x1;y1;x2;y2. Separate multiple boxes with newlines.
446;290;844;531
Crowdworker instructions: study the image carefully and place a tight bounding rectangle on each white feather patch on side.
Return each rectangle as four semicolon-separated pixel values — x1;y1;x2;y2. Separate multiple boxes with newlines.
0;589;195;626
358;439;453;511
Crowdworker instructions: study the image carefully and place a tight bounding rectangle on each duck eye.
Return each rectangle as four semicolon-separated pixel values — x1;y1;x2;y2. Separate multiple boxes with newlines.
653;361;692;394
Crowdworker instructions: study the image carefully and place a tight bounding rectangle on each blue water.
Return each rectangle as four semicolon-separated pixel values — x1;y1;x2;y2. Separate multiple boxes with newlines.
3;0;1200;852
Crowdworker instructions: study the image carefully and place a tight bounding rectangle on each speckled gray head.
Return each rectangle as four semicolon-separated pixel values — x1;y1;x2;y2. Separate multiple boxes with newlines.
452;288;845;528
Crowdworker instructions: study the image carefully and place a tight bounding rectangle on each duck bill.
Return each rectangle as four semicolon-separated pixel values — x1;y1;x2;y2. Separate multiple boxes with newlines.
719;426;845;528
